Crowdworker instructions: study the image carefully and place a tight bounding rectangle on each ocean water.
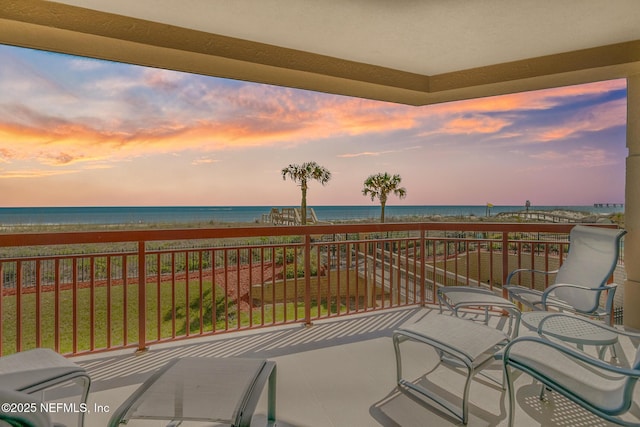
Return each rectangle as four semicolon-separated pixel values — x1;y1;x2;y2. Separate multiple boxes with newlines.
0;205;623;226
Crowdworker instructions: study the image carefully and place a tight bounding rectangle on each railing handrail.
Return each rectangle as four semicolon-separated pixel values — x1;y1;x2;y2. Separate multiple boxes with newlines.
0;222;603;247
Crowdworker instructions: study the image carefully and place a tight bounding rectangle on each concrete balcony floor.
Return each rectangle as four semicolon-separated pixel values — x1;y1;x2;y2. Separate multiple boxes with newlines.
53;306;639;426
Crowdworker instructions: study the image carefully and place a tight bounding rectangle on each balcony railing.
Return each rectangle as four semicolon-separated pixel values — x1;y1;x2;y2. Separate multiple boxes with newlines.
0;222;619;357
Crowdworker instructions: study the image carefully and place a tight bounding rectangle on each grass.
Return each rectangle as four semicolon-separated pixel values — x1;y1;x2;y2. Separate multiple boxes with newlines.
1;277;347;356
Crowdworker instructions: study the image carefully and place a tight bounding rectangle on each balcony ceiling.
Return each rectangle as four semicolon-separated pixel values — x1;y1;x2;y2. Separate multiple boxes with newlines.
1;0;640;105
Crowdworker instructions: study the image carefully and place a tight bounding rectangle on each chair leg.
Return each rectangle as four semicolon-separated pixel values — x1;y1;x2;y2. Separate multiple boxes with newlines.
77;374;91;427
504;365;516;427
393;334;404;385
610;343;618;360
436;288;446;314
461;365;473;424
539;384;554;401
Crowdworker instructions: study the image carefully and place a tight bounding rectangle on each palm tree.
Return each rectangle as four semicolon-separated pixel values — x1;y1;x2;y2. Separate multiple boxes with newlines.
362;172;407;223
281;162;331;225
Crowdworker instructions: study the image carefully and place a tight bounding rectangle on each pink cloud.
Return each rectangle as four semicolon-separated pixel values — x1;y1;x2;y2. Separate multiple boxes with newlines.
528;148;616;168
337;151;385;158
143;69;185;91
438;115;512;135
538;128;575;142
191;157;220;165
529;151;567;161
575;148;613;168
425;79;626;116
0;169;79;179
536;98;626;142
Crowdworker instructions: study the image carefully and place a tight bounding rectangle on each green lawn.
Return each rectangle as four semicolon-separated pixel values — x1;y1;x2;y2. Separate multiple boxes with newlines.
1;278;348;355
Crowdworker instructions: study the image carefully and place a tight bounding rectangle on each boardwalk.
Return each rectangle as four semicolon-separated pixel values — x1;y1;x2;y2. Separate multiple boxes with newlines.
263;207;320;225
495;210;591;223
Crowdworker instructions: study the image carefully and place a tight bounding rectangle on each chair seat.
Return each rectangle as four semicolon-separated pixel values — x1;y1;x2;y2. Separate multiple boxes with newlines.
397;314;509;365
506;285;611;319
437;286;521;339
505;286;559;309
507;339;627;413
440;287;515;309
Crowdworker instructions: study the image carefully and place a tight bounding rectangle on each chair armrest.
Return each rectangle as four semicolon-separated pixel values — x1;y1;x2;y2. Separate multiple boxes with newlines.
542;282;617;297
506;268;559;286
542;283;618;303
541;283;618;314
503;335;640;378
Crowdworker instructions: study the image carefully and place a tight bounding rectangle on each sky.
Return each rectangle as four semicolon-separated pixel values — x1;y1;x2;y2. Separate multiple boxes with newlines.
0;44;627;207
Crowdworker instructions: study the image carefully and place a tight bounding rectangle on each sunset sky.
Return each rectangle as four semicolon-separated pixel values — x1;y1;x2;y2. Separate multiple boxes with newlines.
0;44;627;207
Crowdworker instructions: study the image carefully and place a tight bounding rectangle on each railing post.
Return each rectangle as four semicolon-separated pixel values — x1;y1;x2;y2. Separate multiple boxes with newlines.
420;229;426;305
501;231;509;298
16;261;22;353
137;240;148;353
304;234;312;326
35;260;41;348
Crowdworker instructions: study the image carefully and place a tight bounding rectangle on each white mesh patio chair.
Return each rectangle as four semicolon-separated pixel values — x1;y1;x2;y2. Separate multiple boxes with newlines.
504;225;626;323
501;313;640;426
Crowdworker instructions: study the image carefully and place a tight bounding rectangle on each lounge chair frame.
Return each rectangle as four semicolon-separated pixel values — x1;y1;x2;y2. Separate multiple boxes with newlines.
502;313;640;426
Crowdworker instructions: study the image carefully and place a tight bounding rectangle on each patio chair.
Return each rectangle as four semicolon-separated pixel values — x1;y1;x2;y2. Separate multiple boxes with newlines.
0;388;60;427
501;313;640;426
504;225;626;323
437;286;521;339
0;348;91;427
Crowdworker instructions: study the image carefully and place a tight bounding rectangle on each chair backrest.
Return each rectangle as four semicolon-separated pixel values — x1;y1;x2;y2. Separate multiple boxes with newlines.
554;225;626;313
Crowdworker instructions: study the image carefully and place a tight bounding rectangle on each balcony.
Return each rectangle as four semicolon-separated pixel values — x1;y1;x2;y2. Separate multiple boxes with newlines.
41;306;636;426
0;222;629;426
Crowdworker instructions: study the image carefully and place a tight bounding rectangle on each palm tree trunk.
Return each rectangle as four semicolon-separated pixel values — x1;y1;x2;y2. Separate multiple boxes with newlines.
380;201;386;223
301;185;307;225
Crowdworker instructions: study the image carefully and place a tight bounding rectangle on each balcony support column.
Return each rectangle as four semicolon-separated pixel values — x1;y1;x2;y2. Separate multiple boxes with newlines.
624;74;640;329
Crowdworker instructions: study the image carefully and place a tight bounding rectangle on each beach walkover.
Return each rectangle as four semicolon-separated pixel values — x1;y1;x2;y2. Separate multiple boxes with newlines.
495;210;609;224
263;207;320;225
